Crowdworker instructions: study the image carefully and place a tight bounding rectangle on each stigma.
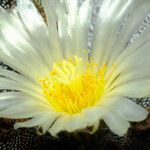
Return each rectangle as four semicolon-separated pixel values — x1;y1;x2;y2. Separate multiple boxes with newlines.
40;56;107;114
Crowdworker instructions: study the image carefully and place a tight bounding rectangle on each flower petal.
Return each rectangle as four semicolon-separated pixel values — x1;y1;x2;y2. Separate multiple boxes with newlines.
106;79;150;98
0;8;50;80
14;111;60;134
0;101;49;119
0;77;44;100
82;106;107;123
114;98;148;121
45;0;91;61
92;0;150;66
0;67;41;92
103;110;130;136
17;0;63;65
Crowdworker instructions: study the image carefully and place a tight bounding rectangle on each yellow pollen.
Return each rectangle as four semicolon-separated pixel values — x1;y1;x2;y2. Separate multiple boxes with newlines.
39;56;107;114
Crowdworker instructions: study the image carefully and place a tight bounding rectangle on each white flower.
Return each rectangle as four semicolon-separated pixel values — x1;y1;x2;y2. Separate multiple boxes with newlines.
0;0;149;136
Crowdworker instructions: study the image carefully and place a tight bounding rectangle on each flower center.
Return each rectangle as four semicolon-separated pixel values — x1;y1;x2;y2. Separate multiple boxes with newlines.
40;56;107;114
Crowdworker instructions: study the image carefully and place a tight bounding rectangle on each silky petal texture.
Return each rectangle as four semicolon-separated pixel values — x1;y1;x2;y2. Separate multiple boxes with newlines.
104;42;150;98
14;112;60;134
43;0;91;60
0;0;149;137
48;116;64;136
0;101;50;119
0;92;48;106
107;1;150;67
0;92;25;111
49;114;88;136
49;107;106;135
98;96;148;135
41;113;60;133
114;98;148;121
92;0;132;65
0;67;41;92
42;0;77;58
17;0;63;66
92;0;150;66
41;0;64;60
0;77;45;100
103;110;130;136
100;96;148;121
82;106;107;122
0;8;50;81
106;79;150;98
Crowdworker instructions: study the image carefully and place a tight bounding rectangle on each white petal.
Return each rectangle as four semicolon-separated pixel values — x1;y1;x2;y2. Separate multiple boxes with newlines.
106;79;150;98
82;106;107;123
0;101;49;119
0;67;41;92
48;116;64;136
74;0;94;54
14;112;50;128
40;0;63;62
63;114;88;132
92;0;150;67
41;112;60;134
48;0;91;61
107;2;150;67
105;44;150;98
103;110;130;136
14;112;60;133
113;98;148;121
109;41;150;85
0;8;50;80
48;114;86;135
0;93;22;111
49;107;105;136
17;0;57;67
0;77;44;100
44;0;73;58
97;96;147;135
0;92;38;111
49;113;90;136
92;0;131;65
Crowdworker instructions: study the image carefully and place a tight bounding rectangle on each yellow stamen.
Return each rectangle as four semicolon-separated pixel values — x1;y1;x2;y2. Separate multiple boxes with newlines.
40;56;107;114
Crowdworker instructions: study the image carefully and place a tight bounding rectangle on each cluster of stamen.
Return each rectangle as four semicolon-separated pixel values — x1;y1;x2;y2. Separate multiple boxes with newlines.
40;56;106;114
